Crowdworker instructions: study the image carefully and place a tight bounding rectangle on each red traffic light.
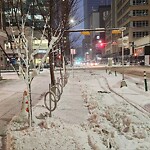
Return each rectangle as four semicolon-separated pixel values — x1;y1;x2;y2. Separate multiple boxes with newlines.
96;42;105;48
100;43;104;47
57;54;61;59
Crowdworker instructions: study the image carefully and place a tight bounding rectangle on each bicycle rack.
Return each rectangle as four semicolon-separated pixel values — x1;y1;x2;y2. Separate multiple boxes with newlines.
44;73;69;117
44;84;57;117
44;80;64;117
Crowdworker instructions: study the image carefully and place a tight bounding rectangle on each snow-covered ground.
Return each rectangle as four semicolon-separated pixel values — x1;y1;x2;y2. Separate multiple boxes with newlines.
6;68;150;150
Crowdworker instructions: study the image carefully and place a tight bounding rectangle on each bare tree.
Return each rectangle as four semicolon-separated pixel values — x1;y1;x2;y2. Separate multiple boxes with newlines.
0;0;80;127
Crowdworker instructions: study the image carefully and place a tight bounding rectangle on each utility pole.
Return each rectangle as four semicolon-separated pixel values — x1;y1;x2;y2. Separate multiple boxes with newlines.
120;27;127;88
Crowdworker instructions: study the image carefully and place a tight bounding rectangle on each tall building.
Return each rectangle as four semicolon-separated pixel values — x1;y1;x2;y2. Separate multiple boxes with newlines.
116;0;150;47
104;0;150;64
91;5;111;56
83;0;111;60
83;0;111;29
115;0;150;62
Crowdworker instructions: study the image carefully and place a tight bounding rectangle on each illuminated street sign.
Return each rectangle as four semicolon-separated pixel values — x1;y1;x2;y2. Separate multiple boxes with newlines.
112;30;121;34
80;31;90;35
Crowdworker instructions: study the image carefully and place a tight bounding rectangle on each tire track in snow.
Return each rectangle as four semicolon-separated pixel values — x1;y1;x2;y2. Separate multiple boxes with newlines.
102;76;150;117
87;69;150;117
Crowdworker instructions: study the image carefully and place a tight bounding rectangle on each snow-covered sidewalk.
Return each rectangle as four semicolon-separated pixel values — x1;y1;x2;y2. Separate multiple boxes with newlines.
6;69;150;150
53;77;88;124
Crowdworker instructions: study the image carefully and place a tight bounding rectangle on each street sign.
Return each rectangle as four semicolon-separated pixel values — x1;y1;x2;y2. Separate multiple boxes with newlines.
112;30;121;34
70;49;76;55
80;31;90;35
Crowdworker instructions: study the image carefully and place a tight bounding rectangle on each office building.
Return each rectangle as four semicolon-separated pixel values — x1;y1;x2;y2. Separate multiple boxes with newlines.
83;0;111;29
83;0;111;60
104;0;150;64
117;0;150;52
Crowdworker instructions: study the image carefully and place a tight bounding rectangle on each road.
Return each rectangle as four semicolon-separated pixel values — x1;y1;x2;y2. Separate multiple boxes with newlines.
71;65;150;78
0;69;53;136
109;65;150;78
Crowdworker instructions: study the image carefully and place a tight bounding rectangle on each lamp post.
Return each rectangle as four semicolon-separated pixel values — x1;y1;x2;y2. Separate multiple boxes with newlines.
89;48;92;60
120;27;127;88
0;64;1;80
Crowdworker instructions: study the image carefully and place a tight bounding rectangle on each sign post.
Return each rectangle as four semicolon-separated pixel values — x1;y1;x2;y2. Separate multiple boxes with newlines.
70;49;76;78
120;27;127;88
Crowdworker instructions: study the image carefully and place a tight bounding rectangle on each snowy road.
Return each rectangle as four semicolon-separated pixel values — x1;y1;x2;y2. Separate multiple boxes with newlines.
0;69;53;136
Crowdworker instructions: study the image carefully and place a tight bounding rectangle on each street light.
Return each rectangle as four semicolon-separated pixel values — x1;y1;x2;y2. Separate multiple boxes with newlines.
120;27;127;88
70;19;74;24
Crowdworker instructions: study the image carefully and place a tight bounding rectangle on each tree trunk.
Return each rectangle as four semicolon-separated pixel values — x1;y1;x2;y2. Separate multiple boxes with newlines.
49;52;55;86
48;0;55;86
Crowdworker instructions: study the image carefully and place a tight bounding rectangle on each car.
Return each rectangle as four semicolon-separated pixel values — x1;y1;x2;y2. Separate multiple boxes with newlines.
44;63;50;68
90;61;98;66
139;60;145;66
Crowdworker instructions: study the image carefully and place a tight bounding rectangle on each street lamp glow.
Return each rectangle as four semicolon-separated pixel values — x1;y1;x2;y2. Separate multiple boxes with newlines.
70;18;75;24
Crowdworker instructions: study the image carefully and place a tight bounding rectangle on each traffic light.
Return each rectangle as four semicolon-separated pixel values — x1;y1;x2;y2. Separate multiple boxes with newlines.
57;54;61;59
96;40;106;48
100;42;104;47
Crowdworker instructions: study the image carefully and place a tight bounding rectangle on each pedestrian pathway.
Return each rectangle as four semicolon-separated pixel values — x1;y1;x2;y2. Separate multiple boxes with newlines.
53;75;88;124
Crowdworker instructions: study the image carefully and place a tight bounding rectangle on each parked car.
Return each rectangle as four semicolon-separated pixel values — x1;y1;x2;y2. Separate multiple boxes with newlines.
44;63;50;68
139;60;145;66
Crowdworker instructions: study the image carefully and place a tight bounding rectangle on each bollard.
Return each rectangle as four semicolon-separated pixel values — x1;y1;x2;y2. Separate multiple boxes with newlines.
108;70;112;75
144;71;148;91
115;71;117;76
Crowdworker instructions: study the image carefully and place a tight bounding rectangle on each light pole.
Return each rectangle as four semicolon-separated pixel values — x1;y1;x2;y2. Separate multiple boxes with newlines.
120;27;127;88
89;48;92;60
0;64;1;80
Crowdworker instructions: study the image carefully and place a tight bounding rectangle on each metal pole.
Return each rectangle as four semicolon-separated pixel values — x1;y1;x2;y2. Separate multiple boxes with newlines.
72;53;74;78
120;27;127;88
49;84;52;117
0;66;1;79
144;71;148;91
122;29;124;80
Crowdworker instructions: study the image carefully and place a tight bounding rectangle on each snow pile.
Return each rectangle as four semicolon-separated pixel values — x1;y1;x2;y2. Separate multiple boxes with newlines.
6;70;150;150
7;117;107;150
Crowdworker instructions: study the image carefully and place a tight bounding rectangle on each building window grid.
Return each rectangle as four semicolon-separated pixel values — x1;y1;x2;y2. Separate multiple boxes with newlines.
133;31;148;37
133;20;149;27
133;10;148;16
133;0;148;5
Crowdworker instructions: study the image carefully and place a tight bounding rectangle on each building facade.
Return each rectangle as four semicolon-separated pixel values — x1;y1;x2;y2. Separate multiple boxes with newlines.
91;5;111;57
83;0;111;60
0;1;7;71
83;0;112;29
116;0;150;61
104;0;150;64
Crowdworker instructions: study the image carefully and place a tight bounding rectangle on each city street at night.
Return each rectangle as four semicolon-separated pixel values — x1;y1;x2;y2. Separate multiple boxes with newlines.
0;0;150;149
